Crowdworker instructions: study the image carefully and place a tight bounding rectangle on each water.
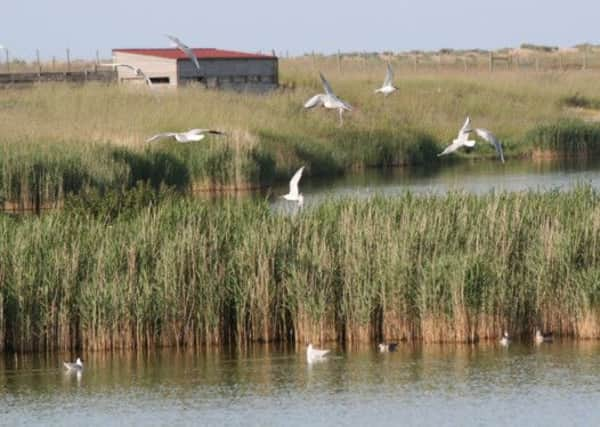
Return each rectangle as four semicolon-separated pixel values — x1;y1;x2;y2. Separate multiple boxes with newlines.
268;158;600;210
3;342;600;426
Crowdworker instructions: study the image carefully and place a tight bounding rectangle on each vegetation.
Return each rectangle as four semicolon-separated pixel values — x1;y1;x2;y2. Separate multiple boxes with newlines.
560;93;600;110
3;58;600;209
527;119;600;156
2;188;600;352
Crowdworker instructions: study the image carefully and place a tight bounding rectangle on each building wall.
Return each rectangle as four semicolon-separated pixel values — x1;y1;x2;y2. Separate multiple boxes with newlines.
112;52;178;86
177;58;278;90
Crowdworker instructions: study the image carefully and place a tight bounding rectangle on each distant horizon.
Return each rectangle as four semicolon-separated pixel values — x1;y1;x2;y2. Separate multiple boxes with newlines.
2;0;598;61
1;42;596;63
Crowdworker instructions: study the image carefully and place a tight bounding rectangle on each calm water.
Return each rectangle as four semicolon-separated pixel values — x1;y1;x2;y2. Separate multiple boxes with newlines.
268;158;600;210
2;342;600;426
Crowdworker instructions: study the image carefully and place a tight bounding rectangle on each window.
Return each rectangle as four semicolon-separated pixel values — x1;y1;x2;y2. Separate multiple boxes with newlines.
150;77;170;84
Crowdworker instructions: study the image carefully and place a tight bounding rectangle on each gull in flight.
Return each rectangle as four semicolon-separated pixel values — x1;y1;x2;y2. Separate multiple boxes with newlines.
63;357;83;371
304;72;352;126
374;63;397;96
438;116;475;157
100;63;152;86
165;34;201;73
306;343;330;362
146;128;225;144
474;128;505;163
282;166;304;207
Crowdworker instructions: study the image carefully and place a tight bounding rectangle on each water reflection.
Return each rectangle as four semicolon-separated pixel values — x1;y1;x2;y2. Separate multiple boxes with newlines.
2;341;600;425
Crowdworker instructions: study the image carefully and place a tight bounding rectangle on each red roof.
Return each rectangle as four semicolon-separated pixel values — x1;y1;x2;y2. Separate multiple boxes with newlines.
113;48;276;60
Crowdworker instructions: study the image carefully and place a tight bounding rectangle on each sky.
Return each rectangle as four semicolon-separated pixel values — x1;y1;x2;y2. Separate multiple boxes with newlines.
1;0;598;60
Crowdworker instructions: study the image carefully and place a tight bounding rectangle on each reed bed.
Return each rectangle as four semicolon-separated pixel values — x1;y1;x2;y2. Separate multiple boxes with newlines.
2;188;600;352
527;119;600;157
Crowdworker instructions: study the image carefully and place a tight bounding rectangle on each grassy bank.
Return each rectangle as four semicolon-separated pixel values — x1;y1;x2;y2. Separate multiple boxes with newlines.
2;188;600;352
2;61;600;207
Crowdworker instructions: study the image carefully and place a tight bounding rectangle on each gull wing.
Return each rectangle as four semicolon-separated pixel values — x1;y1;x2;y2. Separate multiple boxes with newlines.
186;128;225;135
288;166;304;197
459;116;473;135
165;34;200;71
304;94;325;109
438;141;460;157
475;128;505;162
146;133;175;143
165;34;188;49
383;63;394;87
319;72;334;95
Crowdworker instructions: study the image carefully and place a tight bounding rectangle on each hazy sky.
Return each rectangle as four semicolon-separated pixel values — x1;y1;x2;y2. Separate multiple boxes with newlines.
1;0;598;60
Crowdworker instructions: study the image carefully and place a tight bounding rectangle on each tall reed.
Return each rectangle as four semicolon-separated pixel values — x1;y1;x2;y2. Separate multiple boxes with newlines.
2;187;600;352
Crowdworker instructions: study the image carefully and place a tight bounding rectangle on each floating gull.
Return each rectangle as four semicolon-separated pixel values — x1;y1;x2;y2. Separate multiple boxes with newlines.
165;34;201;72
304;72;352;126
378;342;399;352
63;357;83;371
307;343;330;362
100;63;152;86
535;329;553;344
282;166;304;207
146;128;225;144
475;128;505;163
374;63;397;96
437;116;476;157
499;331;510;346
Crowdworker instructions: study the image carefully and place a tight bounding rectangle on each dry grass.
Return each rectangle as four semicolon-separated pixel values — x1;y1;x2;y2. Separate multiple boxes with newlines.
2;58;600;208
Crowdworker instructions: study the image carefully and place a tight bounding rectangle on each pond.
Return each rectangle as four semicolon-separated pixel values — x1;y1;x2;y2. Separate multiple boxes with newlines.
268;158;600;209
2;341;600;426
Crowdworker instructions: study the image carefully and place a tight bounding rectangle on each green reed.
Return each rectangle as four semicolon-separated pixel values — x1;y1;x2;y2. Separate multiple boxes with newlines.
2;187;600;352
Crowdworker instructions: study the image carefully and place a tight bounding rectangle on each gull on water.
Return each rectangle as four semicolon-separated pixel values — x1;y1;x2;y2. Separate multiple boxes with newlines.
535;329;553;344
374;63;397;96
438;116;476;157
378;342;399;352
165;34;201;72
63;357;83;371
500;331;511;346
146;129;225;144
100;63;152;86
282;166;305;207
304;72;352;126
307;344;330;362
474;128;505;163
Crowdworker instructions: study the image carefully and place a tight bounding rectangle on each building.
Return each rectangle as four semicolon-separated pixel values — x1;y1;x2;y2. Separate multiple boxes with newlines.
111;48;278;91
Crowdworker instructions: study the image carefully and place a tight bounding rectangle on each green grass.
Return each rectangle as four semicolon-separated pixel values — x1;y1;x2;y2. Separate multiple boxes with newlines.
2;188;600;352
527;119;600;156
3;60;600;207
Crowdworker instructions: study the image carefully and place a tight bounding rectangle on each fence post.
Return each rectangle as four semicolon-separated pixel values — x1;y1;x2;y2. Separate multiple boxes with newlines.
52;56;56;71
413;54;418;73
5;49;9;73
559;54;563;71
582;47;588;71
337;50;342;74
36;49;41;78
